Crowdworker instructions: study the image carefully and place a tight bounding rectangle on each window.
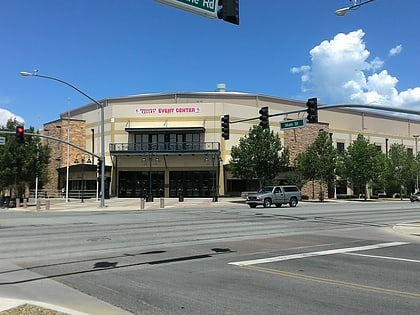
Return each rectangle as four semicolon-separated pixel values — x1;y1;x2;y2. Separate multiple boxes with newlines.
337;142;345;154
283;186;299;192
133;131;203;152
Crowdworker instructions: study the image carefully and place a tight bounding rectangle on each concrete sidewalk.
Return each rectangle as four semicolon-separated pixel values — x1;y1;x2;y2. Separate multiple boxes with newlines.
15;197;245;212
0;261;132;315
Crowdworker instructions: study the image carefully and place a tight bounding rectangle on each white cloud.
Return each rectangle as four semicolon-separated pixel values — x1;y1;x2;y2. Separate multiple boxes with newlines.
291;30;420;110
0;108;25;127
368;57;384;72
0;96;25;127
389;44;403;56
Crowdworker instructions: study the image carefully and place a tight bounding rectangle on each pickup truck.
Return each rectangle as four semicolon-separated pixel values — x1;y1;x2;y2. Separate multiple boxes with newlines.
246;185;302;208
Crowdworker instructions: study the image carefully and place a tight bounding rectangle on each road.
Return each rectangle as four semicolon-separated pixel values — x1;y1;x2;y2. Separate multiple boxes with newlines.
0;200;419;314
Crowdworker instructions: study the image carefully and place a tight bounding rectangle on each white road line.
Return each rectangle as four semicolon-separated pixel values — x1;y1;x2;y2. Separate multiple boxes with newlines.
345;252;420;263
229;242;409;266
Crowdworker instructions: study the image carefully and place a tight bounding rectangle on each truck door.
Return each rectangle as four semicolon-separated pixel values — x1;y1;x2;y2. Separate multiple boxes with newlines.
273;187;285;203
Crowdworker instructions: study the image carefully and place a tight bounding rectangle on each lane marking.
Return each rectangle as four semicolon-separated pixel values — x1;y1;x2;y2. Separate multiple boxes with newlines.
242;265;420;299
345;252;420;263
229;241;409;266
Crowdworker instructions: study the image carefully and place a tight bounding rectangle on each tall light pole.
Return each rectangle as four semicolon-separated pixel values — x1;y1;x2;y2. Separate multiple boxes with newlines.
66;107;70;203
20;71;106;207
74;154;91;203
414;135;419;192
335;0;376;16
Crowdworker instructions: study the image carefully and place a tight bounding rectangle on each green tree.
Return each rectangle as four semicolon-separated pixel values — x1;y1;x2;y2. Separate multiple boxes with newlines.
0;119;51;199
295;130;337;200
384;143;416;199
229;125;289;187
337;134;385;199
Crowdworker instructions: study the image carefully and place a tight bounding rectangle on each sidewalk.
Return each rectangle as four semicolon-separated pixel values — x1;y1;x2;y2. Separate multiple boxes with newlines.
0;261;132;315
14;197;245;212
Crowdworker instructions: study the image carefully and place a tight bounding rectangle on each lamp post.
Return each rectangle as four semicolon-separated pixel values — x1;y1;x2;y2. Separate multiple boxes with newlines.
212;154;219;202
205;154;219;202
143;154;159;202
65;109;70;203
74;154;91;203
20;71;106;207
74;154;92;203
34;143;39;206
414;135;419;192
335;0;376;16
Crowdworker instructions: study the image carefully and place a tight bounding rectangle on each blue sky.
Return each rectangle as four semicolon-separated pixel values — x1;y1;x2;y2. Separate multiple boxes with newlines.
1;0;419;129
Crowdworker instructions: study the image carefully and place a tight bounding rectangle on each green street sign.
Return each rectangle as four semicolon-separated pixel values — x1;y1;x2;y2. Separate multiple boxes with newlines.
155;0;218;18
280;119;306;130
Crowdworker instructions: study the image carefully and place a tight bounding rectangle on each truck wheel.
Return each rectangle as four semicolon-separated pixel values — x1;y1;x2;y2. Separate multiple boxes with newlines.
263;198;272;208
289;198;298;207
249;204;257;208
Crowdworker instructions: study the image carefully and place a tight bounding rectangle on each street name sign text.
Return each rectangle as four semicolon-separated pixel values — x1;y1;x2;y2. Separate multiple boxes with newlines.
155;0;218;18
280;119;306;130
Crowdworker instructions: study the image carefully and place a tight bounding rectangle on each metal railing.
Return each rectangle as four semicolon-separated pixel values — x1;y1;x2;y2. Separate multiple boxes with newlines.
110;142;220;153
28;189;97;200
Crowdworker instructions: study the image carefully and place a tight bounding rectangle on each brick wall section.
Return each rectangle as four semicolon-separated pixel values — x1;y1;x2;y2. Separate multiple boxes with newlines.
283;122;330;200
43;119;86;194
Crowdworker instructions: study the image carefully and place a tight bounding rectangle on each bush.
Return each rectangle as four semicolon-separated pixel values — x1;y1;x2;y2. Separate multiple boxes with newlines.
336;194;357;199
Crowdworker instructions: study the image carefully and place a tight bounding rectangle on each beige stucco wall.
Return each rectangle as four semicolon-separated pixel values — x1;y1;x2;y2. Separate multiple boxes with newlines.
45;92;420;197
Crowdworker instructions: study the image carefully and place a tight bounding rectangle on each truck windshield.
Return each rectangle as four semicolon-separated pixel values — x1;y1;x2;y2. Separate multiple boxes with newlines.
259;186;273;193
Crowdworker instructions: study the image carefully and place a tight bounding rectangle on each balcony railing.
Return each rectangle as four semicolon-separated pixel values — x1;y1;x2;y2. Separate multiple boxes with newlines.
109;142;220;154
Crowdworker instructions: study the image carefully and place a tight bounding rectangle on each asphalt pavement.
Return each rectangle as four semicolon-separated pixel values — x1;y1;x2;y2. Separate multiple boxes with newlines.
0;197;419;314
0;197;242;315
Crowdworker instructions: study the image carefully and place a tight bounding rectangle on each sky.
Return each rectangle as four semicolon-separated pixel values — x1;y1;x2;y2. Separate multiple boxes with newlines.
1;0;420;129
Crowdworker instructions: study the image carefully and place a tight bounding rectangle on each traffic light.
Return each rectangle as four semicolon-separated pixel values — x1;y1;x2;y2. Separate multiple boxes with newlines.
97;159;102;178
306;97;318;123
217;0;239;25
221;114;230;140
259;106;269;129
15;125;25;144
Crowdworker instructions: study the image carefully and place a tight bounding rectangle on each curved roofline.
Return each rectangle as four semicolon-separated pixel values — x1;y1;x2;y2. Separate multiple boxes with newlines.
60;91;420;124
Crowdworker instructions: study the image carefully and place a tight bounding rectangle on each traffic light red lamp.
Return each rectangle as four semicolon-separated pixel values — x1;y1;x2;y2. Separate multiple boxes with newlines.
16;125;25;144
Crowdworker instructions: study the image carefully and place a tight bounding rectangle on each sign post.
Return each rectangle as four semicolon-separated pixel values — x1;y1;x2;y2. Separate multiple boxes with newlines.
280;119;306;130
155;0;218;19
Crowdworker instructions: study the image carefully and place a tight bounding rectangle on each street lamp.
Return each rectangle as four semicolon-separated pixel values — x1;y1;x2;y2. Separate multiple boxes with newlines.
74;154;92;203
142;154;159;202
20;71;106;207
335;0;376;16
414;135;419;192
205;154;219;202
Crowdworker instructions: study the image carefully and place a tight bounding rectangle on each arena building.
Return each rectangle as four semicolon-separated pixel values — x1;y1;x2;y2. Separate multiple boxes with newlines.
42;85;420;200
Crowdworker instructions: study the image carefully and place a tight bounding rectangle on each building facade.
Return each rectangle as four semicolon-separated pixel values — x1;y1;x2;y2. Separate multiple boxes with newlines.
43;89;420;199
